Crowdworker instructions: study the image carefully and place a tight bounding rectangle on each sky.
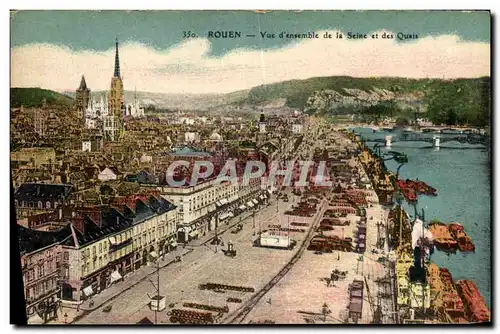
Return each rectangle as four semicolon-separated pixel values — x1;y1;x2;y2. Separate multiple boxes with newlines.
10;10;491;94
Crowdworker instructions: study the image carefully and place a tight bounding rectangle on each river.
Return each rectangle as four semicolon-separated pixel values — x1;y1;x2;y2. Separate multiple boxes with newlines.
354;127;491;307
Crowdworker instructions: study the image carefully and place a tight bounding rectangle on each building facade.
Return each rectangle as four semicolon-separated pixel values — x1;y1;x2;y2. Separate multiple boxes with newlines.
14;183;74;219
11;147;56;168
184;132;201;143
156;176;265;242
125;90;145;118
129;195;178;270
59;195;177;302
75;75;90;121
85;94;109;119
18;224;73;324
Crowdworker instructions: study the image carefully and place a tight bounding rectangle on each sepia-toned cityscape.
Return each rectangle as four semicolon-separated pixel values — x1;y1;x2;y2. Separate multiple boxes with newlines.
10;10;491;325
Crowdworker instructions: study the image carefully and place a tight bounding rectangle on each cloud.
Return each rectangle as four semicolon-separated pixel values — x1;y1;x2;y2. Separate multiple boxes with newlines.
11;31;490;94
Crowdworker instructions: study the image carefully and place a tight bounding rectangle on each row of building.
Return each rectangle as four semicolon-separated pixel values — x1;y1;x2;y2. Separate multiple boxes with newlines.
16;170;267;323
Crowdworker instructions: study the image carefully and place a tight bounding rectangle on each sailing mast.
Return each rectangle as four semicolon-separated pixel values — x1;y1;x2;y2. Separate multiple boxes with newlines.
287;215;290;247
399;205;403;250
421;208;426;320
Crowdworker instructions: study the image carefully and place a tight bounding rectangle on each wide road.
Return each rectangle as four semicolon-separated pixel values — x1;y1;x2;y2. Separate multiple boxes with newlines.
75;118;326;324
74;120;326;325
74;195;313;324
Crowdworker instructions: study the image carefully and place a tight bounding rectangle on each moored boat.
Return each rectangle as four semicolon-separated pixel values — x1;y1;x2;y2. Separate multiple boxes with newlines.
429;222;458;252
455;280;490;323
449;223;475;252
439;268;466;319
404;179;437;196
433;238;458;253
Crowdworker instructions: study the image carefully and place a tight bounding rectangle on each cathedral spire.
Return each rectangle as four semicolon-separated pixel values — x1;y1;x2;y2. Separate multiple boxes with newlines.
114;38;120;78
78;75;88;90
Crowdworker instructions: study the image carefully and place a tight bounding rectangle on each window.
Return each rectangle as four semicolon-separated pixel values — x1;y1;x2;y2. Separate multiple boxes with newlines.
92;245;96;255
38;201;43;209
21;200;25;207
81;265;85;275
46;201;51;209
99;243;102;253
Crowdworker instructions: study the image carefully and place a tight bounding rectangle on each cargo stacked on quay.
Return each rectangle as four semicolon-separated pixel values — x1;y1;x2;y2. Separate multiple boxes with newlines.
346;130;489;324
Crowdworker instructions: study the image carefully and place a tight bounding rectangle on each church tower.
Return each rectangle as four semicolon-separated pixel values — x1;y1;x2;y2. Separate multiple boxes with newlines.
104;38;124;141
76;75;90;121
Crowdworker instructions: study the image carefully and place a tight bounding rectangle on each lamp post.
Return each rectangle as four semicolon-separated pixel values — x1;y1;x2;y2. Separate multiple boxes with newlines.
322;303;331;322
146;258;161;324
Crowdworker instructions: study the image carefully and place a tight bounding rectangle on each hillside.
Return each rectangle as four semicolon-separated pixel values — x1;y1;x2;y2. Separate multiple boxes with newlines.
242;76;491;126
17;75;489;126
63;90;250;111
246;76;454;109
11;87;74;108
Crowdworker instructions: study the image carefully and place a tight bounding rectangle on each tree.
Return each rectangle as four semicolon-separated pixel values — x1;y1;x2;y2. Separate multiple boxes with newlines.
426;80;488;126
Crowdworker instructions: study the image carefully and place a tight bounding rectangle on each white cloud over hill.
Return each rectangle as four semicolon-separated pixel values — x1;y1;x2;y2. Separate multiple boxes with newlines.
11;31;490;94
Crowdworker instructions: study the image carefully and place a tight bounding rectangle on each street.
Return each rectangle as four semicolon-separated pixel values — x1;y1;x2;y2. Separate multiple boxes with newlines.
73;195;313;324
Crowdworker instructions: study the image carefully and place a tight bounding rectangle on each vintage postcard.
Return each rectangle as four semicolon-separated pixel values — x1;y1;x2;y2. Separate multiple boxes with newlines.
10;10;491;325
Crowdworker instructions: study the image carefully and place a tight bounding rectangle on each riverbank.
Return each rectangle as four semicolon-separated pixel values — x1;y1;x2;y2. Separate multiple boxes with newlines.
351;127;491;323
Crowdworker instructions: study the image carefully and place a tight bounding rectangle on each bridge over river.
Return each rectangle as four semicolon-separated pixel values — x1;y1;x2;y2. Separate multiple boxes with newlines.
354;131;489;148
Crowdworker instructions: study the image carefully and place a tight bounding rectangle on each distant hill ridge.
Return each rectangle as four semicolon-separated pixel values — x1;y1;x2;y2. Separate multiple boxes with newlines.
244;76;491;110
12;75;489;115
62;89;250;111
11;87;74;108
